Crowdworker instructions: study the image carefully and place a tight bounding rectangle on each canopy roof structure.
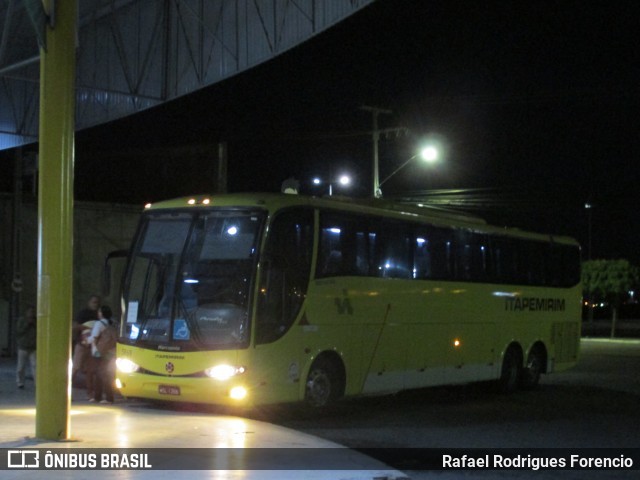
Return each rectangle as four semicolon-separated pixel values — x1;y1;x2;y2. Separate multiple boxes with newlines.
0;0;373;150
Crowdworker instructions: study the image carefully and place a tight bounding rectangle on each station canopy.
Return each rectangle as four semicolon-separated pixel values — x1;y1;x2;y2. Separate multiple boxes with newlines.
0;0;373;150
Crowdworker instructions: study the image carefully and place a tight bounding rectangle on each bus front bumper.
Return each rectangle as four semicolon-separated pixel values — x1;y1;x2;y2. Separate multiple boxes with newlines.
115;373;254;407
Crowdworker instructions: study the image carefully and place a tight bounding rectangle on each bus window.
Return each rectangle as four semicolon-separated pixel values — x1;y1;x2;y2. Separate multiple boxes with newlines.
318;212;375;277
452;230;491;282
256;209;313;344
453;229;472;281
354;231;377;276
125;214;192;341
472;233;491;281
518;240;549;286
492;236;520;284
427;227;454;280
549;243;581;287
377;220;412;279
123;210;263;349
180;212;262;346
413;234;431;279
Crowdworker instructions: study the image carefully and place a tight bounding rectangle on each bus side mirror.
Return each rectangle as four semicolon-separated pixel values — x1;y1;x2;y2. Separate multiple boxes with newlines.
103;249;129;296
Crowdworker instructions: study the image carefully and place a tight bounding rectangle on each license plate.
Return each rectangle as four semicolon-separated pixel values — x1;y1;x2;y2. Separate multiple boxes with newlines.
158;385;180;396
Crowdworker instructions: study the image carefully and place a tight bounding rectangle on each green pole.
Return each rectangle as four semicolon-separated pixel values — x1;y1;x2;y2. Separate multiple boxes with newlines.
36;0;77;440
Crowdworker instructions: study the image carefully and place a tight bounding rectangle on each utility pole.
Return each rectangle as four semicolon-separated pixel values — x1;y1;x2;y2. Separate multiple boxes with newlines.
360;106;410;198
360;106;391;198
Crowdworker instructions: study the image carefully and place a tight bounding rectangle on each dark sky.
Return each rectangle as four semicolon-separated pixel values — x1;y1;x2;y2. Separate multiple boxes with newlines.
6;0;640;263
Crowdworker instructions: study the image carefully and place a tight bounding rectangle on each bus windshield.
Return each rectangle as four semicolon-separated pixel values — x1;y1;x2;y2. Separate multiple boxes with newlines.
122;209;264;350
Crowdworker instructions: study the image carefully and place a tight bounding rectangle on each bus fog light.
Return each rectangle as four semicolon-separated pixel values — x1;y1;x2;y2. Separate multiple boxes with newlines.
230;386;247;400
205;364;246;380
115;378;123;389
116;358;140;373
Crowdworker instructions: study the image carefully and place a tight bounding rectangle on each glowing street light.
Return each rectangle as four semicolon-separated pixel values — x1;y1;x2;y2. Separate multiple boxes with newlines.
313;174;352;196
419;145;438;163
376;144;440;197
338;175;351;186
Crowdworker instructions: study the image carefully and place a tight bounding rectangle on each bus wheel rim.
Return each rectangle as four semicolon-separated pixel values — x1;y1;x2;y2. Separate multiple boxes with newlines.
307;369;331;406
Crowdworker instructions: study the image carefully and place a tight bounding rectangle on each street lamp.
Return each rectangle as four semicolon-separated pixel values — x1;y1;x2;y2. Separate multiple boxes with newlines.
376;145;439;197
313;174;351;196
585;202;592;260
584;201;593;321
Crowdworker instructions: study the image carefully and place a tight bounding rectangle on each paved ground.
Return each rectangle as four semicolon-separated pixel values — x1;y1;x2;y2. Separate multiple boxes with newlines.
0;357;406;480
2;325;638;479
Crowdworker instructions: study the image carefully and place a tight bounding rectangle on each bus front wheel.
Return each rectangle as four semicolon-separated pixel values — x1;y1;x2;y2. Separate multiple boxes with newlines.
305;358;342;408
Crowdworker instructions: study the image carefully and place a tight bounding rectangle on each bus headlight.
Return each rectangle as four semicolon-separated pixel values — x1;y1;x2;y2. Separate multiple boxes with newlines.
204;364;246;380
229;386;247;400
116;358;140;374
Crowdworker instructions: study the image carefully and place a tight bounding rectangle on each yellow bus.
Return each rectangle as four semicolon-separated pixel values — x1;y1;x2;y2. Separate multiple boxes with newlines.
114;193;581;407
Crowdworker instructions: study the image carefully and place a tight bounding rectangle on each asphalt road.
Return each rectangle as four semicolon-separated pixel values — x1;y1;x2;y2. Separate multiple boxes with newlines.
244;338;640;480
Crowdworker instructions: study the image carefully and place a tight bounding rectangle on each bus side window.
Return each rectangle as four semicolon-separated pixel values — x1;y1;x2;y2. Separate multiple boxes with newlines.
493;237;519;284
428;227;454;280
453;229;472;281
521;240;548;286
466;232;490;282
549;243;581;287
318;216;344;277
256;209;313;344
413;231;430;279
377;221;412;279
359;231;378;276
318;213;374;277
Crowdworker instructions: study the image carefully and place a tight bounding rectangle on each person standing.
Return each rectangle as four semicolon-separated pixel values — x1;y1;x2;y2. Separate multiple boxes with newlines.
16;306;37;389
73;295;100;334
87;305;116;404
72;318;98;399
71;295;100;389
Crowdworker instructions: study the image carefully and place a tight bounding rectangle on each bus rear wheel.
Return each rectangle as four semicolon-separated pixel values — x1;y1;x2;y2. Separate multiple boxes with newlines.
520;345;545;390
305;359;341;408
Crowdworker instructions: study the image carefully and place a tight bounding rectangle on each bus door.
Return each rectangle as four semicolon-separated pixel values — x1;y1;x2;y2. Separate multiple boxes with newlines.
253;208;314;404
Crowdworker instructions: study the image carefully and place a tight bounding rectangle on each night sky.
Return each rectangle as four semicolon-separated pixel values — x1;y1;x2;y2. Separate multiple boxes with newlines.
4;0;639;264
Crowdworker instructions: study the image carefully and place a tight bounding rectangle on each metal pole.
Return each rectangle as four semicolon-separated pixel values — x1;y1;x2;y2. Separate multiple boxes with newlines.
9;148;23;358
36;0;76;440
361;106;391;198
217;142;228;194
372;111;380;197
586;204;592;260
585;202;594;322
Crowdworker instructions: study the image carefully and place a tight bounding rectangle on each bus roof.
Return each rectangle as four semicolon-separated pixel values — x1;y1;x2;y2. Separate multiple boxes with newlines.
144;193;579;246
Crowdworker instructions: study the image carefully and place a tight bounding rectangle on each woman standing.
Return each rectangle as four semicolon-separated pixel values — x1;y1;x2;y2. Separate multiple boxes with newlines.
87;305;116;404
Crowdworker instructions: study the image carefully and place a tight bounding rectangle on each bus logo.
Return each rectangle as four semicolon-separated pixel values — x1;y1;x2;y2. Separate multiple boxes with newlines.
334;289;354;315
165;362;175;373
